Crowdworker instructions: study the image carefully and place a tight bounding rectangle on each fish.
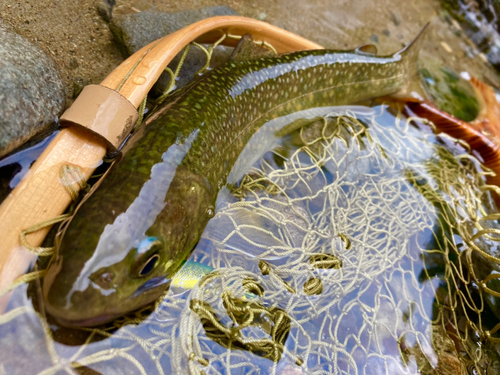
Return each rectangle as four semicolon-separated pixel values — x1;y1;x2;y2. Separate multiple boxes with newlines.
42;26;428;327
169;260;215;294
170;260;259;300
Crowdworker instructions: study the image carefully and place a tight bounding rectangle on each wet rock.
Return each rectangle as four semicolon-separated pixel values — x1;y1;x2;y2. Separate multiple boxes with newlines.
110;6;238;96
0;24;65;158
441;0;500;72
97;0;116;23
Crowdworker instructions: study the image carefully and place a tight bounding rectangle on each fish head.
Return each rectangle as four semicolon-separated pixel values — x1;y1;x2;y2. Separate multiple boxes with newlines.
42;181;211;327
42;228;182;327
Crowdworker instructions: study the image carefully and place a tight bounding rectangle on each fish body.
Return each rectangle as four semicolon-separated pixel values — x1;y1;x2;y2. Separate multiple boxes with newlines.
43;28;426;326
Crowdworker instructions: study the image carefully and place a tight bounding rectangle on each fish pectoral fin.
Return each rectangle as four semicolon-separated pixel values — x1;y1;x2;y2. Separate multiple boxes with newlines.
355;44;378;56
230;34;277;61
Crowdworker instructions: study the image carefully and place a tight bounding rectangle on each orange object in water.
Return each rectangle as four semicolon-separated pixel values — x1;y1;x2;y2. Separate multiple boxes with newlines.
406;76;500;188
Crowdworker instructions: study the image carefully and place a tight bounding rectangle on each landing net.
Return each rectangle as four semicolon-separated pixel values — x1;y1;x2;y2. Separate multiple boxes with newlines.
2;104;500;375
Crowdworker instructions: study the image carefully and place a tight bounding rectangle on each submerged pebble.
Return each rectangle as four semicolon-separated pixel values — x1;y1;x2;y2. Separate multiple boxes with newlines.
441;0;500;72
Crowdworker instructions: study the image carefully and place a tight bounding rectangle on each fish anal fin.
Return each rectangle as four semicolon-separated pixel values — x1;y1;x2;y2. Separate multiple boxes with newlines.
230;34;276;61
355;44;378;56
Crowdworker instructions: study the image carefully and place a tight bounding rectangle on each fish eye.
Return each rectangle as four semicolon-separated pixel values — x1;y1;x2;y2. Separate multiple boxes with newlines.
138;254;160;277
131;237;163;278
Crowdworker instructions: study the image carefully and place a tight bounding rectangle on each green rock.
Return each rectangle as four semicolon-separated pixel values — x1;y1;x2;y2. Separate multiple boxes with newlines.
418;57;480;121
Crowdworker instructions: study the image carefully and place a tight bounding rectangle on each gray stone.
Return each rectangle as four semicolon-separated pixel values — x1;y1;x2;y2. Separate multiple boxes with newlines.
0;24;65;158
109;6;238;96
110;6;238;55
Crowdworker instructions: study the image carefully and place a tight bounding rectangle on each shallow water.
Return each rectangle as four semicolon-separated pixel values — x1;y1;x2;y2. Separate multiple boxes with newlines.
2;103;500;374
0;131;57;202
441;0;500;71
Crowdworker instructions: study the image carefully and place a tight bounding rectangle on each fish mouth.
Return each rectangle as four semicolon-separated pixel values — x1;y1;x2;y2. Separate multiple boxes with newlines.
47;277;171;327
53;313;122;327
131;276;171;299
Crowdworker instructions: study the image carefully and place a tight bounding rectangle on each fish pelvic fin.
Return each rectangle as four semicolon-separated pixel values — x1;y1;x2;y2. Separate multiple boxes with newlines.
392;23;431;101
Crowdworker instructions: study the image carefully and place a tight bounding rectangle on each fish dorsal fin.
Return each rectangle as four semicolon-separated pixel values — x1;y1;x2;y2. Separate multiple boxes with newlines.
230;34;276;61
355;44;378;56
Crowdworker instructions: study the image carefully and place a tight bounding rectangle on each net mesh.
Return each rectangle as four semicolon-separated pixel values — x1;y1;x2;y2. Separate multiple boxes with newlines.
2;105;500;374
172;106;500;375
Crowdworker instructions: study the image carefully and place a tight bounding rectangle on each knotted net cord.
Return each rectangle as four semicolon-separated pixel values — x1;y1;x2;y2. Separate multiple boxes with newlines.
141;105;500;374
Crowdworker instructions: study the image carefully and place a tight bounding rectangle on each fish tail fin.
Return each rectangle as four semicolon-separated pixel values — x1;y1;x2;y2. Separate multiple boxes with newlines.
398;23;430;65
392;23;430;100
